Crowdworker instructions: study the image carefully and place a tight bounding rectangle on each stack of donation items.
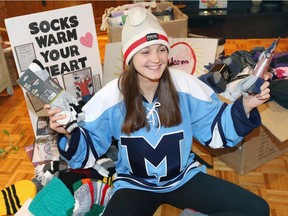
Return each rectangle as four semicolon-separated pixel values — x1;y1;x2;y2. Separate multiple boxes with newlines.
101;1;188;42
199;38;288;110
3;59;120;216
0;141;119;216
2;6;286;214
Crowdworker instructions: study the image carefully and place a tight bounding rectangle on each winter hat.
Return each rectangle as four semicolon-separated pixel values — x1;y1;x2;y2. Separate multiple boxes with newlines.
122;6;170;65
71;179;112;216
0;180;37;215
28;177;74;216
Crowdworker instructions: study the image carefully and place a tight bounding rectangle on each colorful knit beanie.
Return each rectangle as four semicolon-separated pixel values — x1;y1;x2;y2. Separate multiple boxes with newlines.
0;180;37;215
122;6;170;65
71;179;112;216
28;177;74;216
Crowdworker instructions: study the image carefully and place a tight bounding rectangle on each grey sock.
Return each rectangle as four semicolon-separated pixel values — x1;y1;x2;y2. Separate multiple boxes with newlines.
31;178;43;193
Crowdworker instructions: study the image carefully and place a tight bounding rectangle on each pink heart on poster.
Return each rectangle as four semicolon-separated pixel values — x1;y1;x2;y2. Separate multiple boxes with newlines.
169;42;196;75
80;32;93;48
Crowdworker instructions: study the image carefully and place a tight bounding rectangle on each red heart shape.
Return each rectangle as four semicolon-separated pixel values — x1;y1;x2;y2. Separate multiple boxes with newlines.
169;42;196;75
80;32;93;48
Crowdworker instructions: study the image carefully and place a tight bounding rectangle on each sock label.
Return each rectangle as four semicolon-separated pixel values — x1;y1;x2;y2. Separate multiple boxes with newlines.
18;68;63;105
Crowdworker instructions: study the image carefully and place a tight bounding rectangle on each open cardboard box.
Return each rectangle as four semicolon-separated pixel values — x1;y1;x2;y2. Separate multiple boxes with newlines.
208;101;288;174
107;2;188;43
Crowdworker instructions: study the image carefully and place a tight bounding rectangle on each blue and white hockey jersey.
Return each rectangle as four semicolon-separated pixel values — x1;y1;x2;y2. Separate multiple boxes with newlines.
57;68;261;193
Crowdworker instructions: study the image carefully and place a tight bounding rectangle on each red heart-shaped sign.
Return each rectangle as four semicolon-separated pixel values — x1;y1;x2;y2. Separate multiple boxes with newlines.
80;32;93;48
169;42;196;75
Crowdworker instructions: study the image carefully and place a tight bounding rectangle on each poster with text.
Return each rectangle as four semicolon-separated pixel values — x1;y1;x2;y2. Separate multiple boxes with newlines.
5;4;102;140
168;38;218;77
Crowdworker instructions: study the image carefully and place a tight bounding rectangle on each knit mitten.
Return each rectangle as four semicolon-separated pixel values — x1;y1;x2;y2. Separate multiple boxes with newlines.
28;59;85;133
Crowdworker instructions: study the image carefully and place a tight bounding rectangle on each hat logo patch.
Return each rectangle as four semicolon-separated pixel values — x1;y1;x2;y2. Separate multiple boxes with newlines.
146;33;159;41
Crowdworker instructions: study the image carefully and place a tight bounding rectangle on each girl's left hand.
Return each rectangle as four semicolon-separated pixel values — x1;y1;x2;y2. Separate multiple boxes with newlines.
242;75;271;115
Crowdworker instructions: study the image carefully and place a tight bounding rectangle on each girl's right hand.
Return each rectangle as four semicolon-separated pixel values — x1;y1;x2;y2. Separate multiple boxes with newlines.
44;104;69;135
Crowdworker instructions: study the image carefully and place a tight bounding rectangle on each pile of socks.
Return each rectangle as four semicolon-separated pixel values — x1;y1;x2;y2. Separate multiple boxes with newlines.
31;177;112;216
0;138;119;215
34;157;116;188
200;40;288;106
0;179;209;216
200;50;257;94
0;152;117;215
1;176;113;216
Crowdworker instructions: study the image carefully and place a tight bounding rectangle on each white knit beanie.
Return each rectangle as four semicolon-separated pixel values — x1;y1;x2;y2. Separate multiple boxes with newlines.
122;7;170;65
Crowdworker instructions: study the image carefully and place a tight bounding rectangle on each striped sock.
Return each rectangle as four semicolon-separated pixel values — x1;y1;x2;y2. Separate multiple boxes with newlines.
0;180;37;215
72;180;112;215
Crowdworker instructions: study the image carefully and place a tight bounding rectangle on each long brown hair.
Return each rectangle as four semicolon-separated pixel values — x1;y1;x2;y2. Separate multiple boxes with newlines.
118;61;182;135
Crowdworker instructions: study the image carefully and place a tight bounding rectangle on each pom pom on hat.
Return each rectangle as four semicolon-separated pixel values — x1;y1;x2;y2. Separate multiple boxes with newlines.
122;7;170;65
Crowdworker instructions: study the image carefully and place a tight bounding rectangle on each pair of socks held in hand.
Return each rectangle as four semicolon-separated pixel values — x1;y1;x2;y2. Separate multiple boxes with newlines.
199;51;262;96
28;59;85;133
200;38;279;100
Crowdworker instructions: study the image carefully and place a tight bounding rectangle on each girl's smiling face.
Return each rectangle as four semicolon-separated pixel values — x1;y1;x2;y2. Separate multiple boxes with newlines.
132;44;168;83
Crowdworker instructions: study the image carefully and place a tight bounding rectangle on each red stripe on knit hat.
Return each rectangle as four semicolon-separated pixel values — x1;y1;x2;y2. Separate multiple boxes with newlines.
123;33;168;63
87;181;94;209
100;183;110;206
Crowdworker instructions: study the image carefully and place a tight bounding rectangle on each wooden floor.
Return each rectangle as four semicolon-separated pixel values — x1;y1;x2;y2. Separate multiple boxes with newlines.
0;36;288;216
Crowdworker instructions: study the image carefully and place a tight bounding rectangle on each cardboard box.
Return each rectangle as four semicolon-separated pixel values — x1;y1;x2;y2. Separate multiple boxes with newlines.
107;2;188;43
207;101;288;174
3;47;18;86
